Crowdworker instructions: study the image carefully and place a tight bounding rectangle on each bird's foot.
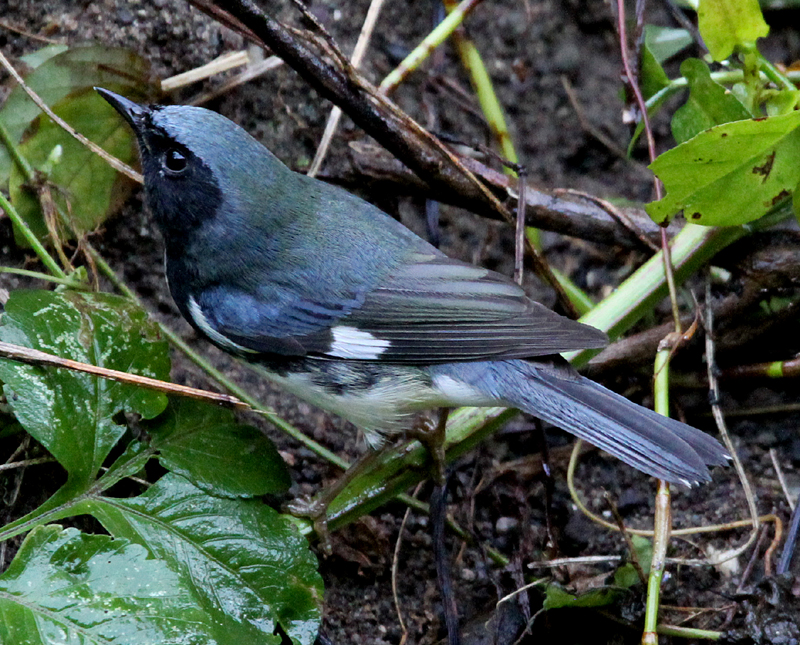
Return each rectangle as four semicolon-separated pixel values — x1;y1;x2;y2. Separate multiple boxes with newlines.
408;408;450;486
284;496;333;555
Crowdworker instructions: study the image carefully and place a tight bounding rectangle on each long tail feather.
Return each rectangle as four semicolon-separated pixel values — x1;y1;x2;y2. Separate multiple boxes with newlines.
434;359;729;484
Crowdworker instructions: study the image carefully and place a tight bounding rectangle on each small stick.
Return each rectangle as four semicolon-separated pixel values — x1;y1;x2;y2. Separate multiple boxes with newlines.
0;340;248;410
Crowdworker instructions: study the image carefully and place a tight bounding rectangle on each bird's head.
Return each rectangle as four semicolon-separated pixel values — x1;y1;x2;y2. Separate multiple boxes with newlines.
96;88;286;240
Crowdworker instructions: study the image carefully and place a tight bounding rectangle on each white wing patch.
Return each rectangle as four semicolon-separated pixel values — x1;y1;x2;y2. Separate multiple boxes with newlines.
187;296;258;355
329;325;391;360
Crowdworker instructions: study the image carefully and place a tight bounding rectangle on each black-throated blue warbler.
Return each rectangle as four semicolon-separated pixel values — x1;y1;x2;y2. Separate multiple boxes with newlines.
97;88;728;488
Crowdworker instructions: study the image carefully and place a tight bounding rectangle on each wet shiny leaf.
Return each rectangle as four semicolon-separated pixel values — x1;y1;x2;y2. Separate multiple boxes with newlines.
149;397;291;497
0;290;170;486
82;473;323;645
0;525;216;644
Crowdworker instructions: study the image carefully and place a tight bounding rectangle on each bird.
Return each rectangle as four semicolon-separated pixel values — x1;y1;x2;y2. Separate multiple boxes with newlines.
96;87;728;495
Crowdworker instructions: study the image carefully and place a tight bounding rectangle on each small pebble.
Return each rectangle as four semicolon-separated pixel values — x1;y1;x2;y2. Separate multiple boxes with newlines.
495;517;519;533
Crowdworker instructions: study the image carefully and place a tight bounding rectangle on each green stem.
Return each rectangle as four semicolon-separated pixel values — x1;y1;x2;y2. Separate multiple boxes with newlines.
0;191;66;279
379;0;484;93
566;200;792;369
657;624;721;640
0;120;35;181
0;266;84;288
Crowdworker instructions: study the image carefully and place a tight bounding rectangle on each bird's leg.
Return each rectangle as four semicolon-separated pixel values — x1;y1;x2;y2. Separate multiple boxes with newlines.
284;447;384;553
408;407;450;486
287;408;450;551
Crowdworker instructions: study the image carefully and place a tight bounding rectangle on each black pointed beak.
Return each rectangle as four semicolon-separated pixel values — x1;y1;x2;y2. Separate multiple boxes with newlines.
95;88;149;132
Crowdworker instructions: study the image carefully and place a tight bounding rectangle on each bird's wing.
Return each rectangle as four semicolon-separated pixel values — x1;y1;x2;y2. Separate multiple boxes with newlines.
188;252;607;363
317;254;608;362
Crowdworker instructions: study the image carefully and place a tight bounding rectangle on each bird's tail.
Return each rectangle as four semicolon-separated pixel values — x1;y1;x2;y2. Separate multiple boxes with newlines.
433;359;729;484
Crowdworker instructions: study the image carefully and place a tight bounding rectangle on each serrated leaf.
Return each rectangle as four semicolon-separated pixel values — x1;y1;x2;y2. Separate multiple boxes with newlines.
148;397;290;498
0;44;154;181
697;0;769;61
0;525;216;644
81;473;323;645
671;58;751;143
647;111;800;225
9;89;138;245
0;290;170;486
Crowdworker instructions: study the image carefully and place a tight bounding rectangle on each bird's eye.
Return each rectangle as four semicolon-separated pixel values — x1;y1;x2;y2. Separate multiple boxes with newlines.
163;149;187;174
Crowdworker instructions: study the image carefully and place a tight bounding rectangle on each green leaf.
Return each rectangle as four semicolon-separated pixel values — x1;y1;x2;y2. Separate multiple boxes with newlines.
765;89;800;116
641;44;670;101
81;473;323;645
644;25;693;63
0;290;170;486
0;525;216;644
18;44;70;70
542;582;624;610
148;397;291;498
9;89;139;245
697;0;769;61
647;111;800;225
671;58;751;143
0;44;154;181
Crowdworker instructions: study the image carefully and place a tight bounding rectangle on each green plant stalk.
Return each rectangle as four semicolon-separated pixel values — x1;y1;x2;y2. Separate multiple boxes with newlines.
525;228;594;314
758;55;796;92
0;266;84;288
552;267;595;316
647;69;800;114
0;117;68;279
643;349;672;641
565;200;794;369
0;120;35;180
446;23;518;170
657;624;721;640
653;348;671;417
378;0;484;93
0;442;156;543
327;407;515;529
0;191;66;280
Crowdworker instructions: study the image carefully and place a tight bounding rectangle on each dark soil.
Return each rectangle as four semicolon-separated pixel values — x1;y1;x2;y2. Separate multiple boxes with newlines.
3;1;800;644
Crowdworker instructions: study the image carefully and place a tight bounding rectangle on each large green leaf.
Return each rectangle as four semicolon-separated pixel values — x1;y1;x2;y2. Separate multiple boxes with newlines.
671;58;751;143
0;44;153;180
0;525;215;644
9;89;140;243
697;0;769;61
647;111;800;226
0;290;170;486
148;397;291;498
81;473;323;645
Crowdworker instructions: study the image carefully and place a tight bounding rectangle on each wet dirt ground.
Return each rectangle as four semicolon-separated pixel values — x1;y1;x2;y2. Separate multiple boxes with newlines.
3;1;800;643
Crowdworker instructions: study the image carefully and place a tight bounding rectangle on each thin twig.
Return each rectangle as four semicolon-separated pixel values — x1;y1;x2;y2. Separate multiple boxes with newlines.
161;50;250;91
308;0;386;177
0;457;56;472
392;482;423;645
704;280;760;556
604;491;646;584
514;167;527;286
0;340;248;410
770;448;795;512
